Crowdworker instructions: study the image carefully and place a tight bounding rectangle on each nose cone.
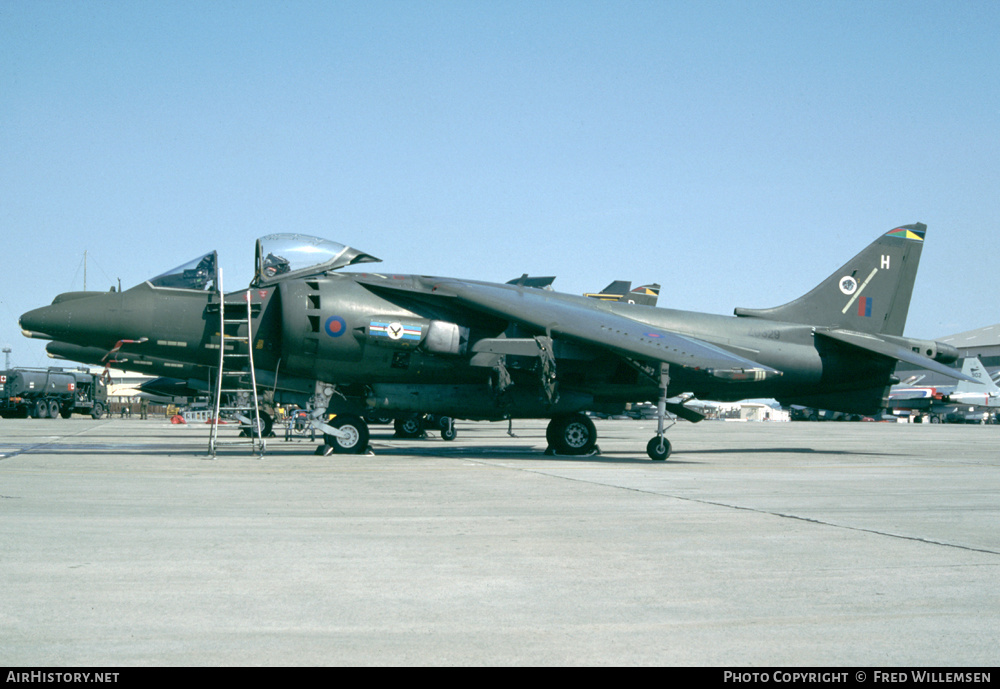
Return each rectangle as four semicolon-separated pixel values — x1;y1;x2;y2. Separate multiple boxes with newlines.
20;292;115;345
19;304;64;340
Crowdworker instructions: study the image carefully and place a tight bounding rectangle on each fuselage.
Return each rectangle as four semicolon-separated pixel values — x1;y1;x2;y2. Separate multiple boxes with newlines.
20;270;896;418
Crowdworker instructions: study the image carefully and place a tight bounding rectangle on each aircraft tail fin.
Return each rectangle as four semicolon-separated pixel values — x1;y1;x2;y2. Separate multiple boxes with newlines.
628;284;661;307
954;357;1000;395
506;274;556;289
584;281;661;306
584;281;632;301
734;223;926;336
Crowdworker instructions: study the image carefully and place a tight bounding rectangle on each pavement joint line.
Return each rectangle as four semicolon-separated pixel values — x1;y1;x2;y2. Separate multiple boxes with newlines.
0;420;111;461
464;457;1000;559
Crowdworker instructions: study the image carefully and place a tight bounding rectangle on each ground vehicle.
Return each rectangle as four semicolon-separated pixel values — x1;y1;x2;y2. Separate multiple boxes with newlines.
0;368;107;419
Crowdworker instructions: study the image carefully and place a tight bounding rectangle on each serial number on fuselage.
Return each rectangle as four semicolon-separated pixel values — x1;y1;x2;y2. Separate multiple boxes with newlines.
747;329;782;341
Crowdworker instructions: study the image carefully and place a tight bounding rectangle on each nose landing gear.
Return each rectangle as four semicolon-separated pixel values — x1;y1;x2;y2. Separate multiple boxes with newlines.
647;364;673;462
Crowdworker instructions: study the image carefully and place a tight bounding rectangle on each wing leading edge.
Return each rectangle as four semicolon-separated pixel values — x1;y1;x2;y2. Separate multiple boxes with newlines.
433;279;781;380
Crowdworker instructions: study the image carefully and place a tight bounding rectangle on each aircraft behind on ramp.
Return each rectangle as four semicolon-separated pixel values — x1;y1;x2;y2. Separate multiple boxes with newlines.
943;357;1000;412
887;357;999;423
21;223;971;460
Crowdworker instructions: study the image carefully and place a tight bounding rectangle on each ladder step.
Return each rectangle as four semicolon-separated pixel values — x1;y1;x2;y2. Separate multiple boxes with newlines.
210;275;264;457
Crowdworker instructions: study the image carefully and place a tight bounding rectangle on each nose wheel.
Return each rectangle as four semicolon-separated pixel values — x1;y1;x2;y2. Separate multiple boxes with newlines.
646;436;671;461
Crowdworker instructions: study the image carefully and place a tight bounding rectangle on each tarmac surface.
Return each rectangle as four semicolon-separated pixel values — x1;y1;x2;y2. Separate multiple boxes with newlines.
1;416;997;666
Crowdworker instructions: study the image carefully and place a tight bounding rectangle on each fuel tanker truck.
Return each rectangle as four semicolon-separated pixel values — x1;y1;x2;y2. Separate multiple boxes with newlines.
0;368;107;419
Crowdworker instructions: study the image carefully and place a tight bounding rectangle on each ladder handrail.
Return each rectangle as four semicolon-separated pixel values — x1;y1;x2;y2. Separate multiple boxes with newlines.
208;268;265;458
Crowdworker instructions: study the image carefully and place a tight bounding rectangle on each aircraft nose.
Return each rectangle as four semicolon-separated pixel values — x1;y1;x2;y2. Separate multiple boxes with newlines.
20;294;113;343
19;304;63;340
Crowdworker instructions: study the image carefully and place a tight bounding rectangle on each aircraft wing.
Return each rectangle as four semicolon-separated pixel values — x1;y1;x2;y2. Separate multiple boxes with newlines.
434;279;780;380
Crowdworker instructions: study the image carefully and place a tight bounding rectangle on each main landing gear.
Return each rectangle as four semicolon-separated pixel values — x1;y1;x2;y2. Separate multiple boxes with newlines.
545;413;598;455
307;384;460;455
544;364;674;461
322;414;370;454
316;412;457;454
392;414;458;441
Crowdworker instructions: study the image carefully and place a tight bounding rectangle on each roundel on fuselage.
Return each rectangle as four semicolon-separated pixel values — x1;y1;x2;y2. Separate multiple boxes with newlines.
325;316;346;337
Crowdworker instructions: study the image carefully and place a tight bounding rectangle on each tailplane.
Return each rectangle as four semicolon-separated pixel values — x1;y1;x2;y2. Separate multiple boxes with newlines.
734;223;926;336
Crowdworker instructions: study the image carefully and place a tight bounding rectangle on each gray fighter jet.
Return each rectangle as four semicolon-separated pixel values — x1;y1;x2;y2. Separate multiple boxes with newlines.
20;223;969;460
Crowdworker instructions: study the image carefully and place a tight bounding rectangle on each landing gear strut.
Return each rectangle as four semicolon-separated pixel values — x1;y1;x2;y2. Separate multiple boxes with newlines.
647;364;673;461
309;382;372;455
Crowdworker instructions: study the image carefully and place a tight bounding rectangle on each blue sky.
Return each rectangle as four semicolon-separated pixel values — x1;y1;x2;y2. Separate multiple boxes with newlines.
2;0;998;367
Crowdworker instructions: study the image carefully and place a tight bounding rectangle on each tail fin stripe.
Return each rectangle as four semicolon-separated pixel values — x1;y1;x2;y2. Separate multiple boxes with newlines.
840;268;878;314
858;296;873;317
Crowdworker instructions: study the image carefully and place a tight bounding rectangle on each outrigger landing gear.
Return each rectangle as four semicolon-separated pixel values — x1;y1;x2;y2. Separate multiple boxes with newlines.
647;364;673;461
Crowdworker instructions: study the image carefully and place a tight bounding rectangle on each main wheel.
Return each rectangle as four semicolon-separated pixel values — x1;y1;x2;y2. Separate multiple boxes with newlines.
646;436;671;461
324;414;370;454
364;411;394;425
393;415;425;438
440;418;457;441
546;414;597;455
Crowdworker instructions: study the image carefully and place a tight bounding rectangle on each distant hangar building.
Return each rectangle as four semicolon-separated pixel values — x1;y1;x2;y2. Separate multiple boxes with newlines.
937;324;1000;371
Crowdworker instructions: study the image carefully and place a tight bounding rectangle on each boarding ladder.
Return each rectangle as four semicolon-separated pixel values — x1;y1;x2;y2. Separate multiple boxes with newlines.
208;269;265;458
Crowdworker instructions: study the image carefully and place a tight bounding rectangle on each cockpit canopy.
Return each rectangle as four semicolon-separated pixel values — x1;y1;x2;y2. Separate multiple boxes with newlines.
143;235;380;292
252;234;381;286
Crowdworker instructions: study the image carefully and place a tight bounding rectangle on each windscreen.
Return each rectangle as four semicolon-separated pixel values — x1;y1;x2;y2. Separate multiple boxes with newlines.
147;252;218;291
